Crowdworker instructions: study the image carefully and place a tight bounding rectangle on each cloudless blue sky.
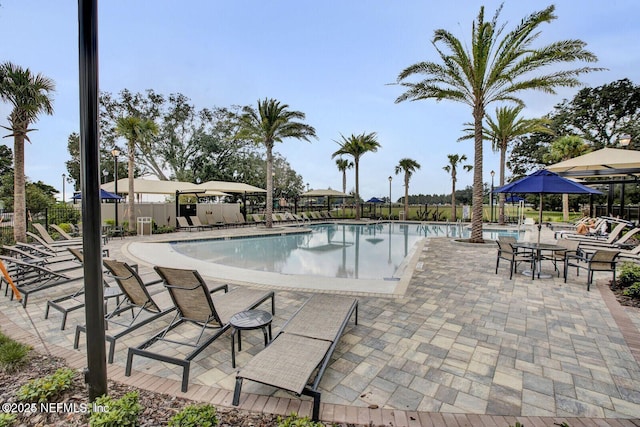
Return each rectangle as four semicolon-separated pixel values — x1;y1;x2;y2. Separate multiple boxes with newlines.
1;1;639;201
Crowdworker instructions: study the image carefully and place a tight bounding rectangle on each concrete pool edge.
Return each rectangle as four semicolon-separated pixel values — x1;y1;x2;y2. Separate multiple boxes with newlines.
121;236;427;297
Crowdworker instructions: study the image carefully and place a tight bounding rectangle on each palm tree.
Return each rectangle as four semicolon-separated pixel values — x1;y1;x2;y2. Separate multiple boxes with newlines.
335;158;353;214
332;132;381;220
443;154;472;221
238;98;317;228
0;62;55;242
395;5;600;242
544;135;590;221
394;158;421;220
461;106;552;224
115;116;159;232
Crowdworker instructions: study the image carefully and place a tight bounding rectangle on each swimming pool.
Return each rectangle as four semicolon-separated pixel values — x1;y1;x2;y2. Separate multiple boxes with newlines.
126;222;522;294
165;222;521;280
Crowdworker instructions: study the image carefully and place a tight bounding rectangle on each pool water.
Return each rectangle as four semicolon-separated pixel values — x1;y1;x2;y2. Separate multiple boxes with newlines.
169;223;522;280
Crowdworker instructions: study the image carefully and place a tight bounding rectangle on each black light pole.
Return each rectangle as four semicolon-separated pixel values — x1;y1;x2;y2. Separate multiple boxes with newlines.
111;148;120;227
490;170;495;223
388;176;392;219
62;173;66;204
79;0;107;400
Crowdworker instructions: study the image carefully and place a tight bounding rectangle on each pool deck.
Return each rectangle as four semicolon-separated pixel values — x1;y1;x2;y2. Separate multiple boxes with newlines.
1;222;639;426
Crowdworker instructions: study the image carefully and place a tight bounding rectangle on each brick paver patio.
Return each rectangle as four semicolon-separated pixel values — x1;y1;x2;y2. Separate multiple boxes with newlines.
1;223;639;426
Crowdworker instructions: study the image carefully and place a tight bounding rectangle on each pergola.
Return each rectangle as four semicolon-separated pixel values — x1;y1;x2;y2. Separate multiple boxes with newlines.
546;147;640;219
300;188;351;212
102;178;266;226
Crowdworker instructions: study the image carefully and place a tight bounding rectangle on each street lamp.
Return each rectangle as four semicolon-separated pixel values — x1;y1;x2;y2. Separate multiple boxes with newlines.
388;176;392;219
490;170;495;223
111;147;120;227
62;173;66;204
102;169;108;184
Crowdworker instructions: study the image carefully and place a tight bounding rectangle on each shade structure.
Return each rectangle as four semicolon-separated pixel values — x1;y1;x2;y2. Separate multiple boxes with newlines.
102;178;199;195
546;147;640;178
195;180;266;194
366;197;385;203
495;169;601;244
73;188;122;200
301;189;350;198
102;178;265;195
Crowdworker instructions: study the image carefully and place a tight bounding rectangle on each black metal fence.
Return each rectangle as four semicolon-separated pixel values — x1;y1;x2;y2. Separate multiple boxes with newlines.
0;206;82;245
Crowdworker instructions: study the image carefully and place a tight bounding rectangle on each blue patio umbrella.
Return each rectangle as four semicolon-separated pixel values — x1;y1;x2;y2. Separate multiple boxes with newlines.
72;188;122;200
495;169;601;244
505;195;525;203
366;197;385;203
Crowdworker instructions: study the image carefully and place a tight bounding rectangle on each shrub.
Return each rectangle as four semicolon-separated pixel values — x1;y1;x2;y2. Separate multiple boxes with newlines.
0;341;31;373
617;262;640;288
277;413;325;427
623;282;640;299
16;367;75;403
89;391;141;427
168;404;218;427
0;413;16;427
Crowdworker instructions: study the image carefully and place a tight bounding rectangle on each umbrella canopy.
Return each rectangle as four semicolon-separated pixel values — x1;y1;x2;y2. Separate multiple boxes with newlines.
73;188;122;200
546;147;640;178
495;169;601;244
366;197;385;203
505;195;525;203
301;189;350;197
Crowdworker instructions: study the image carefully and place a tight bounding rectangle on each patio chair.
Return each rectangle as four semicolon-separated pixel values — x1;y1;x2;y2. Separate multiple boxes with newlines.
32;222;82;245
126;266;275;392
176;216;200;232
564;249;619;291
233;294;358;421
74;259;174;363
495;239;535;280
27;231;83;251
189;216;213;230
564;222;628;245
45;248;122;330
547;238;581;277
223;212;241;227
1;244;74;266
0;255;83;307
49;223;79;240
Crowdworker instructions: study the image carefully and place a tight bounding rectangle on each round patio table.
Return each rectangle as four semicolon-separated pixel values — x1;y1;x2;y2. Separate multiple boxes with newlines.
229;309;272;368
512;242;566;279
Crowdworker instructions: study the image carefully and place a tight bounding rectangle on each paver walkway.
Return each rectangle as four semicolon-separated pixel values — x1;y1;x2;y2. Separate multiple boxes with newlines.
1;224;639;426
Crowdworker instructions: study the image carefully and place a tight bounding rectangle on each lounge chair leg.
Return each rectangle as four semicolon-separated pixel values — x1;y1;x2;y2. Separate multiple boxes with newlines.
125;349;134;377
181;363;190;392
107;337;116;363
232;378;243;406
311;391;321;421
74;326;82;349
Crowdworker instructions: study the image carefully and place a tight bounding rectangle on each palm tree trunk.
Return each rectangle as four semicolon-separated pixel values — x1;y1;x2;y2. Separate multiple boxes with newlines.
471;106;484;243
342;171;347;217
499;147;506;225
562;193;569;222
13;134;26;242
451;172;457;221
128;143;136;232
265;145;273;228
404;175;409;220
354;159;360;220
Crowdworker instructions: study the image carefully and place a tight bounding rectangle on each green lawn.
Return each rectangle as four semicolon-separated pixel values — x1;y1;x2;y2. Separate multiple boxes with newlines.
332;204;584;223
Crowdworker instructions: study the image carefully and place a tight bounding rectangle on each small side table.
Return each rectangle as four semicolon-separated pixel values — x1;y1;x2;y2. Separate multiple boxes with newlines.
229;309;272;368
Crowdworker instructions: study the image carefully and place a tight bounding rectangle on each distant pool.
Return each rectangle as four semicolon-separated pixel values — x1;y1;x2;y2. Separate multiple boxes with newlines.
167;223;522;280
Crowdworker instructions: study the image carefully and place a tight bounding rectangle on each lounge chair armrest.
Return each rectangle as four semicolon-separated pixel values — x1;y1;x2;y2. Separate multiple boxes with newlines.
144;278;165;288
208;283;229;294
